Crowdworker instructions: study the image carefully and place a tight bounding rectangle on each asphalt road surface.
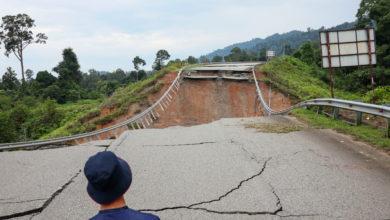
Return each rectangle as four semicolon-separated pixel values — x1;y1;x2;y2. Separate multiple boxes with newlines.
1;116;390;220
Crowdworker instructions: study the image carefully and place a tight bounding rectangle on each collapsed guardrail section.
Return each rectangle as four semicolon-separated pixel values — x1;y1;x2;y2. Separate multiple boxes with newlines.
252;65;390;136
0;64;197;151
2;62;388;150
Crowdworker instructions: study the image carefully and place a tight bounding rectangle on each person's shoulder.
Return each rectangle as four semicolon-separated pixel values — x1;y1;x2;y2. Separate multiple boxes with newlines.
127;208;160;220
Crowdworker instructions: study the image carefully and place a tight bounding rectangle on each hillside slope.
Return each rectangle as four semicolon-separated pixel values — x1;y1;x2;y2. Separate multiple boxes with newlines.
204;22;355;59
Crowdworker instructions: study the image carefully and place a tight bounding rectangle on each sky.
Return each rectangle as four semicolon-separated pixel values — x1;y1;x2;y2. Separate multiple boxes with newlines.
0;0;361;77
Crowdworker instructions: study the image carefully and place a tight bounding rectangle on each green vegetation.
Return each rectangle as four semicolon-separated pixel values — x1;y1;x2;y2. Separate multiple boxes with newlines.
0;13;182;143
245;122;307;133
153;49;171;71
292;109;390;148
205;22;355;61
260;56;360;102
363;86;390;104
43;62;183;139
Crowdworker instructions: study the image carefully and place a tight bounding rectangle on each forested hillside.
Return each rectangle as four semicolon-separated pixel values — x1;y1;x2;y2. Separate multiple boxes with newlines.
204;22;355;60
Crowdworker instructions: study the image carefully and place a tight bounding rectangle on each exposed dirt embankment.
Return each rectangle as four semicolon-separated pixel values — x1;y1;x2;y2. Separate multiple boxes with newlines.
96;71;178;129
97;70;293;130
152;75;292;128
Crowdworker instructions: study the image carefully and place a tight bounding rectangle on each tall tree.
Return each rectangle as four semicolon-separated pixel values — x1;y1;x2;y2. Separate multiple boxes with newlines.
153;49;170;71
132;56;146;81
53;48;82;84
0;14;47;84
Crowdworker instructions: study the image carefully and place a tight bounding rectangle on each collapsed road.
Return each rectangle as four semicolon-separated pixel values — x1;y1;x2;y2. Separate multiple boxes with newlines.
1;116;390;220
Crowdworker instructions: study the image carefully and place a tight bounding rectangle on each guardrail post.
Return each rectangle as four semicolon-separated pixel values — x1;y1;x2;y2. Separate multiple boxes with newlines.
317;106;322;114
355;111;362;126
333;107;339;119
387;119;389;138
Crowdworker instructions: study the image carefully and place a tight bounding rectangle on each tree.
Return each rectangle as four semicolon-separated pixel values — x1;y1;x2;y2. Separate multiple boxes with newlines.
187;56;198;64
53;48;83;84
0;14;47;84
153;49;170;71
356;0;377;28
35;71;57;88
299;42;315;65
25;69;34;82
132;56;146;81
51;48;83;103
2;67;19;91
356;0;390;68
132;56;146;71
212;55;223;62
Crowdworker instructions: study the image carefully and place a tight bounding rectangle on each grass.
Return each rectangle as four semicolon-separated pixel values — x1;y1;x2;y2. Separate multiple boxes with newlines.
291;109;390;149
260;56;389;149
43;63;185;138
245;122;307;133
260;56;360;102
40;99;101;139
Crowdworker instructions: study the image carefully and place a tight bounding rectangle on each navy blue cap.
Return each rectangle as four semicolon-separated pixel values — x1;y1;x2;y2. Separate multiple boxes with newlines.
84;151;132;204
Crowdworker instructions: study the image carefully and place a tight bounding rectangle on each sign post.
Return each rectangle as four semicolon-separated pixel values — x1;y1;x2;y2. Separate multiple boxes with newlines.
320;28;377;101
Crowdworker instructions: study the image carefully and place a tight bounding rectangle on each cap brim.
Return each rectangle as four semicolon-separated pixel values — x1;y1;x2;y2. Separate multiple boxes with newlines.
87;157;132;204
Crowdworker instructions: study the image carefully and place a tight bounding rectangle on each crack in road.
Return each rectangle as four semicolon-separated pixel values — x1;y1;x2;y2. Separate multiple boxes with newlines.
278;213;324;218
143;141;216;147
139;157;280;215
0;170;81;220
268;183;282;213
240;146;263;164
0;198;47;204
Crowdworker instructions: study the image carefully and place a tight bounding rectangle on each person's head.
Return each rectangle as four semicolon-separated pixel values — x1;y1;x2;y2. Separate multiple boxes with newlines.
84;151;132;205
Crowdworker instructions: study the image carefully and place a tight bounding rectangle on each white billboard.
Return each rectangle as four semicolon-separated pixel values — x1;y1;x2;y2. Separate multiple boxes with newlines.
266;50;276;57
320;28;376;68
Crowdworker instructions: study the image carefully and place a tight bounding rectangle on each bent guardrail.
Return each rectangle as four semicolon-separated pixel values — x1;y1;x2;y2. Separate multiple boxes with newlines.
251;65;390;136
0;64;198;151
251;65;390;118
2;62;388;150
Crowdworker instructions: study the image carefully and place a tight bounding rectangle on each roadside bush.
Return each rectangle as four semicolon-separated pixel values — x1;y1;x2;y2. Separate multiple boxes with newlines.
363;86;390;104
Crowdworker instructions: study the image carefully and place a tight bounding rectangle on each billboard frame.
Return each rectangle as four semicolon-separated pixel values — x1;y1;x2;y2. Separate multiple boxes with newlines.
319;28;376;69
319;28;377;100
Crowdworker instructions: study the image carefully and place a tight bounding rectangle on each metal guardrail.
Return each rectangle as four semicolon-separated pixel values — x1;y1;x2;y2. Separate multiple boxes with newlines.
251;64;390;124
0;64;199;151
2;62;388;150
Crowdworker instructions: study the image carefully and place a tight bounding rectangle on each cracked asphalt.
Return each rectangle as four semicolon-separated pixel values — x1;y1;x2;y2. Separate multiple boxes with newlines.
1;116;390;220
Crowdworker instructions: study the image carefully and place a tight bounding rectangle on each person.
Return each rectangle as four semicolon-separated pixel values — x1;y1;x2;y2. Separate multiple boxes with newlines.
84;151;160;220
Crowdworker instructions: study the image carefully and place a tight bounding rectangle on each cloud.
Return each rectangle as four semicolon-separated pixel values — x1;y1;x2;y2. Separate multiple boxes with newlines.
0;0;361;77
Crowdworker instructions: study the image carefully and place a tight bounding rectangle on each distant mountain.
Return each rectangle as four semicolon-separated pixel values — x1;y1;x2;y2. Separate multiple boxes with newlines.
203;22;356;59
